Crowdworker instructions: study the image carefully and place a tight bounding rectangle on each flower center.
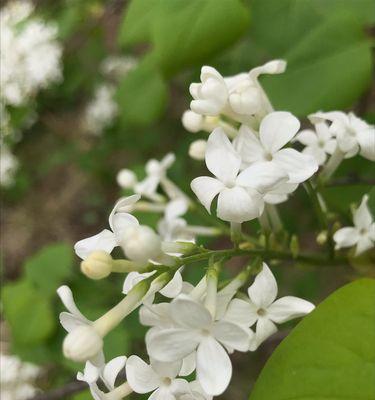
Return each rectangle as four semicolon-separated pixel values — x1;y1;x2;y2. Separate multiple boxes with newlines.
318;140;325;148
201;328;211;336
359;228;368;236
263;152;273;161
257;308;267;316
162;377;172;386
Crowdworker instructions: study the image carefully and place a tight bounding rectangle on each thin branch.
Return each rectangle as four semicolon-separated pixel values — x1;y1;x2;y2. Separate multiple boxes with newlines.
31;381;87;400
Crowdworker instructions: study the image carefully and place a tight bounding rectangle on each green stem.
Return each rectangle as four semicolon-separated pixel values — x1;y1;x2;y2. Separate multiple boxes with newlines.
304;180;328;230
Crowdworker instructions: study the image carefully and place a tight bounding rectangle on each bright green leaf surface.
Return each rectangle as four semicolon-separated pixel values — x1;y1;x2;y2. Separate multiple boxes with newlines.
116;57;167;126
2;280;55;344
24;243;73;297
250;279;375;400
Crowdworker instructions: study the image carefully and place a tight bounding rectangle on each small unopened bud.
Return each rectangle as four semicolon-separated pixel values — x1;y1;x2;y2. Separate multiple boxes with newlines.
116;169;137;189
63;325;103;362
316;230;328;245
162;241;198;255
229;84;262;115
182;110;204;133
188;139;207;160
290;235;299;258
121;225;162;264
81;251;113;280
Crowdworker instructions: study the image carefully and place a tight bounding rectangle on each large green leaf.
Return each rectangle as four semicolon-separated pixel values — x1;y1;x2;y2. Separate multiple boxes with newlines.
151;0;250;75
261;13;372;115
24;243;73;297
116;57;168;126
2;280;55;344
250;279;375;400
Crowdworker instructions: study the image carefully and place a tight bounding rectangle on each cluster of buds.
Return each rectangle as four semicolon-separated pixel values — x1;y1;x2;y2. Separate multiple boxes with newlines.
59;59;374;399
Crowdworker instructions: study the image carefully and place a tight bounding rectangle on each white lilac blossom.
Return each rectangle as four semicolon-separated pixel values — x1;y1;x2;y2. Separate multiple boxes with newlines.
126;356;191;400
333;195;375;255
83;84;118;136
224;263;315;349
191;127;287;223
310;111;375;161
189;60;286;127
294;122;337;166
189;139;207;161
0;1;62;108
0;353;40;400
100;56;137;80
146;295;253;395
0;144;18;187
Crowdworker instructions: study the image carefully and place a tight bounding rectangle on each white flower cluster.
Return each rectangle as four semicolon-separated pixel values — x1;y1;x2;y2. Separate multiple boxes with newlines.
59;60;374;400
82;56;137;136
0;144;19;187
0;0;63;187
0;353;40;400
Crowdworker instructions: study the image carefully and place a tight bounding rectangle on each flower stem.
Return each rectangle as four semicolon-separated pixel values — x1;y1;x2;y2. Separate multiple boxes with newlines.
105;382;132;400
205;260;220;317
265;204;283;232
320;147;345;183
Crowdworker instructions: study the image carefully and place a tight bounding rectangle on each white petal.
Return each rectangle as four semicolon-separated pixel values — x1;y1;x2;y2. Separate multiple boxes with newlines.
146;328;201;362
122;271;156;295
303;146;327;166
126;355;160;394
170;295;212;330
355;236;374;256
233;125;264;165
74;230;117;260
294;129;317;146
217;186;263;223
108;195;140;231
59;312;87;333
224;298;258;327
196;337;232;396
191;176;224;213
179;352;197;376
264;193;288;204
79;361;100;384
254;318;278;348
267;296;315;323
248;263;278;308
57;286;88;321
273;148;318;183
161;153;176;170
170;378;192;396
236;162;287;193
205;128;241;185
249;59;286;80
333;227;360;249
259;112;300;153
353;195;372;229
102;356;127;390
160;270;183;298
111;213;139;241
150;359;182;379
357;127;375;161
139;303;173;328
213;320;252;352
165;199;189;220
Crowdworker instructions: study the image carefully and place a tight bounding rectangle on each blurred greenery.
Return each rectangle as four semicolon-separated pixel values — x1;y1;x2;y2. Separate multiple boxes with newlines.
1;0;374;399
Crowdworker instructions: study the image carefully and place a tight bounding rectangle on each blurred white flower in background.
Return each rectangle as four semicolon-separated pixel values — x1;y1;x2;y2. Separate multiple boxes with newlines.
0;353;41;400
0;144;19;187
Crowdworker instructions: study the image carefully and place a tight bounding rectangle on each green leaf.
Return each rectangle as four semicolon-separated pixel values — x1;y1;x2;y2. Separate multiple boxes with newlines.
116;57;168;126
24;243;73;297
250;279;375;400
118;0;162;47
2;280;55;344
151;0;250;75
261;13;372;115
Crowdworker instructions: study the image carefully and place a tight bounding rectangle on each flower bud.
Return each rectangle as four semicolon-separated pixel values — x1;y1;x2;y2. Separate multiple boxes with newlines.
229;83;262;115
121;225;162;264
182;110;204;133
116;169;137;189
80;251;113;280
189;139;207;160
316;230;328;245
63;325;103;362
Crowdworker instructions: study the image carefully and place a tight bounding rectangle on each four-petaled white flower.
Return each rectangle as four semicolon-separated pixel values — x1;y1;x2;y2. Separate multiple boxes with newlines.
146;294;253;396
77;356;127;400
310;111;375;161
295;122;337;166
224;263;315;349
333;194;375;255
126;356;191;400
191;127;286;223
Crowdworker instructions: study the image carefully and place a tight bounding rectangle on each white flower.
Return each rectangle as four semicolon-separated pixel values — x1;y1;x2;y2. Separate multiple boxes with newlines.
310;111;375;161
295;122;337;166
189;60;286;122
1;353;40;400
57;286;104;364
100;55;137;80
83;84;118;136
182;110;218;133
191;127;286;223
333;194;375;255
126;356;191;400
234;112;318;183
0;144;18;187
134;153;176;201
116;169;137;189
189;139;207;161
77;356;127;400
74;195;139;260
146;295;253;395
224;263;315;349
180;381;212;400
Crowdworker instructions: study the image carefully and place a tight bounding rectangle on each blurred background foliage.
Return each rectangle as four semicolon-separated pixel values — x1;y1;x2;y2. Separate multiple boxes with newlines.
1;0;374;399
